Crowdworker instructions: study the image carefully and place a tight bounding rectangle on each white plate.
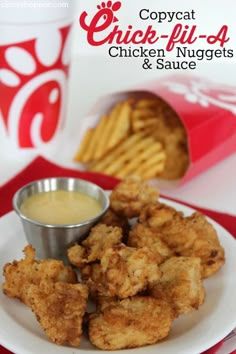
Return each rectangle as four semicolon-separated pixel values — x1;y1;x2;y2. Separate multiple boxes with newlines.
0;199;236;354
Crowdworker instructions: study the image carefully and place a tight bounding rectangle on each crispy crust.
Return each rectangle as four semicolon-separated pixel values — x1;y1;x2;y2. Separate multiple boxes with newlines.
100;244;161;298
2;245;77;305
28;281;88;346
128;222;173;264
149;256;205;316
89;296;174;350
110;176;159;218
67;224;123;267
139;203;225;278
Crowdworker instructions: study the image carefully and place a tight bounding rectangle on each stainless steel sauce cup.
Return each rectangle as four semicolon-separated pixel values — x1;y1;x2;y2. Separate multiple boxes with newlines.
13;177;110;263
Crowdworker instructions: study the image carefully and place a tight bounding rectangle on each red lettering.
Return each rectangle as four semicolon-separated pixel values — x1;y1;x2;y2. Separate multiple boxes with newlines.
207;25;229;47
139;25;159;44
108;26;123;44
130;30;145;44
80;6;229;50
79;9;114;46
166;24;197;51
79;11;159;46
121;26;134;44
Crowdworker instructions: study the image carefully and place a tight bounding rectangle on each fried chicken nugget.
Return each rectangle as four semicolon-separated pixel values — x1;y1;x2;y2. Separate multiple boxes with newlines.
67;224;123;268
149;256;205;316
139;201;183;228
2;245;77;305
100;244;161;298
128;223;173;264
80;245;161;299
67;243;87;268
80;263;107;299
100;208;130;239
110;176;159;218
139;203;225;278
82;224;123;262
27;280;88;346
89;296;174;350
181;212;225;278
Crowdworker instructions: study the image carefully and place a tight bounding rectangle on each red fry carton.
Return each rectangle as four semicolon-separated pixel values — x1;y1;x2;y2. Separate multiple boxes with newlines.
142;74;236;185
75;74;236;187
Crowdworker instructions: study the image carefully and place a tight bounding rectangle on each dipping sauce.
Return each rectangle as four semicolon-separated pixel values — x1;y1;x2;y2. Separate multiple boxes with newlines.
20;190;102;225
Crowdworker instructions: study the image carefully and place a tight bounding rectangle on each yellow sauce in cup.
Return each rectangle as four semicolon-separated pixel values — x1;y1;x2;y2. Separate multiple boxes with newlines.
20;190;102;225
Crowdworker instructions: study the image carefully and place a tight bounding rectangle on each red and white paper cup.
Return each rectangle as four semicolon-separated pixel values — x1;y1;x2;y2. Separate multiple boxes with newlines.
0;0;75;150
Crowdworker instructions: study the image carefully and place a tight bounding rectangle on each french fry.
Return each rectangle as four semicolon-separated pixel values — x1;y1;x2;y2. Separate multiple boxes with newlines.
82;115;110;162
92;103;123;160
74;100;132;163
89;132;166;179
117;149;166;179
89;133;145;172
102;136;155;175
135;98;161;109
74;96;189;180
116;143;164;178
134;151;166;176
137;162;166;180
131;108;157;121
106;101;132;150
92;115;110;160
74;128;94;163
131;117;159;132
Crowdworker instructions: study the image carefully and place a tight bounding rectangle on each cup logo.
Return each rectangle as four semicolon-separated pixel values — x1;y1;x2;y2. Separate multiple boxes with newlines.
0;25;71;148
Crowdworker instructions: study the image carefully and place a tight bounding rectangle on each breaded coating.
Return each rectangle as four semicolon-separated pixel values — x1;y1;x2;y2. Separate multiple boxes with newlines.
139;201;182;228
80;245;161;299
80;263;107;299
149;257;205;316
100;208;130;238
67;224;123;268
139;203;225;278
89;296;174;350
128;223;173;264
100;244;161;298
2;245;77;305
82;224;123;262
181;213;225;278
67;243;87;268
95;295;118;310
110;176;159;218
27;280;88;346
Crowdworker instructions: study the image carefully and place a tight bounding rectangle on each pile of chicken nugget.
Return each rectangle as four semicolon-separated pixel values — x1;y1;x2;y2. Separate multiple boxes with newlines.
2;177;225;350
